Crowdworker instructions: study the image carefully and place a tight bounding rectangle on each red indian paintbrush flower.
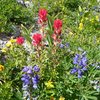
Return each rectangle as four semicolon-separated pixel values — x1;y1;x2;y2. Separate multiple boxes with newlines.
16;36;24;45
53;19;62;35
32;33;42;46
53;19;62;29
38;8;48;23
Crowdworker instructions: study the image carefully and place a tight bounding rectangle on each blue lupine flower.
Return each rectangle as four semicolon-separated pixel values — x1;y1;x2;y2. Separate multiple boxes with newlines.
79;56;87;67
71;52;87;78
73;54;80;65
32;75;39;84
22;66;29;72
33;65;40;72
59;44;65;48
77;69;82;78
21;74;30;85
27;69;33;74
21;65;40;99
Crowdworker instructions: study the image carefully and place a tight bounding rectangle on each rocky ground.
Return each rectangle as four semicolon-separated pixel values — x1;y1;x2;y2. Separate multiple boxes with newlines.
0;33;12;49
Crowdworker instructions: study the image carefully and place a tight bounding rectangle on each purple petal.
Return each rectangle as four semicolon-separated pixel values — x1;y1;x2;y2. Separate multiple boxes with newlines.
33;65;40;72
77;69;82;78
70;67;78;74
22;66;29;72
27;69;33;74
32;75;39;84
78;74;82;78
73;54;80;64
82;67;87;71
59;44;65;48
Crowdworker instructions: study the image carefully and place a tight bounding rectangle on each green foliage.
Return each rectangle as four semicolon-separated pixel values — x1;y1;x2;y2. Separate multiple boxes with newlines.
0;0;34;33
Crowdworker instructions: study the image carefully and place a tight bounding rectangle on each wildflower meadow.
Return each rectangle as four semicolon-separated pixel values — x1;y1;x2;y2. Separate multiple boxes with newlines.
0;0;100;100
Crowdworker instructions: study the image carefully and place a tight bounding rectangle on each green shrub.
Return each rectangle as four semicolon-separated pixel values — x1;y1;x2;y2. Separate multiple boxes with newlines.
0;0;34;33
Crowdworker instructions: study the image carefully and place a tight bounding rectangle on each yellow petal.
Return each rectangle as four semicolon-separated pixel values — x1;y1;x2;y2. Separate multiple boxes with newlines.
6;41;12;47
1;47;7;53
0;64;4;71
79;23;83;30
10;38;16;43
59;96;65;100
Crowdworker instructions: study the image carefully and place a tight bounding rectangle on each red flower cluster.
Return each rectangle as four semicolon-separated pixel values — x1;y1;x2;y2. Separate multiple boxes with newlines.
52;19;62;45
16;36;24;45
53;19;62;35
38;9;48;24
32;33;42;46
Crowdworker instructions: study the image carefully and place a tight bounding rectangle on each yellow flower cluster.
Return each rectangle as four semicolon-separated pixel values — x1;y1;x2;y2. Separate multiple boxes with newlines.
0;64;4;71
59;96;65;100
1;37;16;53
45;80;54;89
79;22;83;31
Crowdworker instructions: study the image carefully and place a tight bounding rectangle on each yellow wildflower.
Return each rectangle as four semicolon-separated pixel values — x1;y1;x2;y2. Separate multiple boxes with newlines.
59;96;65;100
6;41;12;47
45;80;54;89
1;47;7;53
10;37;16;43
79;22;83;30
0;64;4;71
95;16;99;21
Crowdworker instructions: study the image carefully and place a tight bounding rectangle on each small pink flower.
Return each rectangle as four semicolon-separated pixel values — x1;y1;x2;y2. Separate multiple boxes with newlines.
16;36;24;45
32;33;42;46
